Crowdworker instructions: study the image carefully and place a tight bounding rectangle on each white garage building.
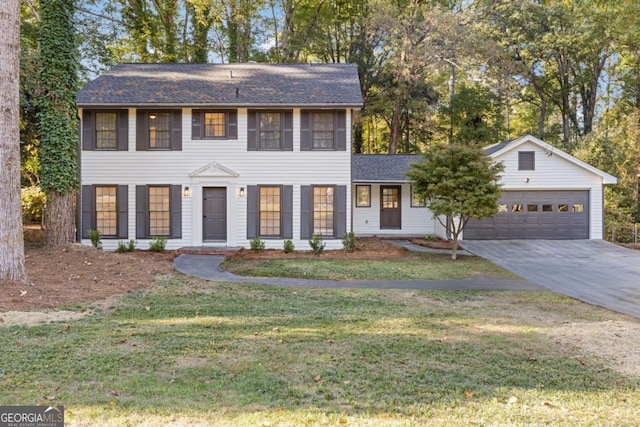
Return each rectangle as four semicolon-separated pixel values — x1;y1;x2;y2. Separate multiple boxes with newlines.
352;135;618;240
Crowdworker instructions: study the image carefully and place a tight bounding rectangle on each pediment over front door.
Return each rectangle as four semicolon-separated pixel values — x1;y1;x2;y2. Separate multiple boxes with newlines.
189;162;240;179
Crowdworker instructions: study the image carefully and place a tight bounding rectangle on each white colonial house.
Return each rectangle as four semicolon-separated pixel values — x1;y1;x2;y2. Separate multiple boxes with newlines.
77;63;363;250
77;64;616;250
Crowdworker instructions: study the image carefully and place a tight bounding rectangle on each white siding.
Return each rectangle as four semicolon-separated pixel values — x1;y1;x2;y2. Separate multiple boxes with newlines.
352;183;435;237
80;107;353;250
487;141;606;239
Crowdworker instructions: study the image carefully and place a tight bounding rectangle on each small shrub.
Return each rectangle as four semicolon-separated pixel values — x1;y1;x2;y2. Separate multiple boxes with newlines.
87;229;102;250
250;237;265;252
309;233;326;256
425;234;436;241
283;239;295;253
342;232;356;253
116;240;136;253
149;236;167;252
21;186;46;224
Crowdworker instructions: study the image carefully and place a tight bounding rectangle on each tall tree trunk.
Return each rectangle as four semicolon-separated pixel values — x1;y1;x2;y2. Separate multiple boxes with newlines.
0;0;28;282
44;192;75;248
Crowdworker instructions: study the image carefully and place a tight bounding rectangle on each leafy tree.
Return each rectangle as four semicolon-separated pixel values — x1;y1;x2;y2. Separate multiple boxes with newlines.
38;0;79;247
407;143;504;260
0;0;28;281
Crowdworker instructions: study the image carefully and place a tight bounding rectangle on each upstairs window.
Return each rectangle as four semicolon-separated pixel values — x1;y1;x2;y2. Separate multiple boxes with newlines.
149;113;171;149
95;113;117;149
312;112;334;149
205;113;225;138
191;110;237;140
136;110;182;151
301;110;347;151
518;151;535;171
247;110;293;151
259;112;282;149
82;110;128;151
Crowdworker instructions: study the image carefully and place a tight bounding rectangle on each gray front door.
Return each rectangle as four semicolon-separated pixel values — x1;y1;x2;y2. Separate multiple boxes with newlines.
380;185;401;229
203;187;227;241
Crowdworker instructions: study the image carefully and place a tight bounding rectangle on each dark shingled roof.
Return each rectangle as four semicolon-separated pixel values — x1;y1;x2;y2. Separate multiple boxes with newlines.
353;154;424;182
483;139;515;156
77;63;364;107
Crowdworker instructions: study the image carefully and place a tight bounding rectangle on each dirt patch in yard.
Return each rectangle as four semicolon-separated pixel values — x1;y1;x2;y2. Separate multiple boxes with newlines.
0;227;174;317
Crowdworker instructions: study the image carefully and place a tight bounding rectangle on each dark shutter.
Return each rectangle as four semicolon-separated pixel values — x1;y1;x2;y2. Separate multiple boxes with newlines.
227;111;238;139
117;110;129;151
82;110;94;150
282;185;293;239
246;185;258;238
247;110;258;150
170;185;182;238
283;110;293;151
171;110;182;151
191;110;202;139
300;185;312;239
335;110;347;151
117;185;129;239
136;185;148;238
300;110;311;151
136;111;149;151
81;185;95;239
335;185;347;238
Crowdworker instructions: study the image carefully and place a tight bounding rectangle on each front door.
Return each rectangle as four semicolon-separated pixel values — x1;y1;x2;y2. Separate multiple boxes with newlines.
203;187;227;241
380;185;401;229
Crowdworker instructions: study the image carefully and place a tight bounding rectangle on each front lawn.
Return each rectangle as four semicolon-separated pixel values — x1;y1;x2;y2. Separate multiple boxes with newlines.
1;274;638;426
221;251;518;280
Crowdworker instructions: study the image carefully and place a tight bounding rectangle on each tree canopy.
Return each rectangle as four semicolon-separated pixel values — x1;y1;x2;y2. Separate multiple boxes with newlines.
16;0;640;235
406;144;504;259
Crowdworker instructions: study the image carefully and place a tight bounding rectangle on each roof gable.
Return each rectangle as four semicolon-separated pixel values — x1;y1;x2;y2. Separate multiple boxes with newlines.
484;134;617;184
78;63;364;107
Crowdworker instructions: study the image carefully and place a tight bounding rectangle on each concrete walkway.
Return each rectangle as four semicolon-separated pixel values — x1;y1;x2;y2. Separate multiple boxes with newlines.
460;240;640;318
173;247;540;291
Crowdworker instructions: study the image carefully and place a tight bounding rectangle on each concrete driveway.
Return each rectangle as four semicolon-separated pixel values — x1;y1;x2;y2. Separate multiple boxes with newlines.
460;240;640;318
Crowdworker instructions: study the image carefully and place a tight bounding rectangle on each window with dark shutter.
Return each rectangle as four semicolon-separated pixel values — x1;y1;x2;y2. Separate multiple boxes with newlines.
192;109;238;140
300;110;347;151
82;110;128;151
518;151;535;170
81;184;128;240
248;110;293;151
136;184;181;238
136;110;182;151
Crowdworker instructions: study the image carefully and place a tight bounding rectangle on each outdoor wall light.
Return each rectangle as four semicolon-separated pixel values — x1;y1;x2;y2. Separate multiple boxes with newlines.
524;178;530;183
183;186;191;197
239;187;245;197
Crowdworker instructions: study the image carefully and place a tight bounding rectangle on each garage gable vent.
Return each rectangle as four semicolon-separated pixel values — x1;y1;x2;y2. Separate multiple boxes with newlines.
518;151;535;171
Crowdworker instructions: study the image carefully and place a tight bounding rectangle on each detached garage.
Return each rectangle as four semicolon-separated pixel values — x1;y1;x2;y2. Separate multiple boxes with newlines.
464;135;617;240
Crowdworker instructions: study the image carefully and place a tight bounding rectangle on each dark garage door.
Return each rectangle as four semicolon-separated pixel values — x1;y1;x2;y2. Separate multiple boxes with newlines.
464;190;589;240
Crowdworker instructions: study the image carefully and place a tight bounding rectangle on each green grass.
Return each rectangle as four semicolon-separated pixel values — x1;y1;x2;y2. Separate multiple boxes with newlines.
221;252;518;280
1;274;638;426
